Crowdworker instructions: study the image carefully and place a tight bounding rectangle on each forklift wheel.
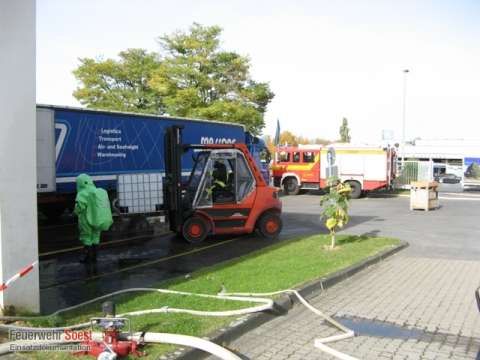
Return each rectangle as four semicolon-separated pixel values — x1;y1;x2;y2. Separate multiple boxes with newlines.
257;212;283;239
182;216;210;244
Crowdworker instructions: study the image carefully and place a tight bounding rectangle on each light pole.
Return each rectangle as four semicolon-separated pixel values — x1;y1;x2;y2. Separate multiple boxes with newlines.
401;69;410;163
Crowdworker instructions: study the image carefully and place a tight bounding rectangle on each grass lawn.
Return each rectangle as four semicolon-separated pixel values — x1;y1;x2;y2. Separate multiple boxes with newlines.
22;234;399;359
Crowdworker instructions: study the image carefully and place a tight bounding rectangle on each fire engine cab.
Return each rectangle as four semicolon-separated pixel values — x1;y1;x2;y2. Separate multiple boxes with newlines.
272;144;396;198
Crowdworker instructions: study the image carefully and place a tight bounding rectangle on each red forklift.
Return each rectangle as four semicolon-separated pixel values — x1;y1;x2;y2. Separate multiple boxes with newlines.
165;126;283;243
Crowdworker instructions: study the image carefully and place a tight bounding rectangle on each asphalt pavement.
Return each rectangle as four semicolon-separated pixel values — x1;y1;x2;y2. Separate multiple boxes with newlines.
283;191;480;260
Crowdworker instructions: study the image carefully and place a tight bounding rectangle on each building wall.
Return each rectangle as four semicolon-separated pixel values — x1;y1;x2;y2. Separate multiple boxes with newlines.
394;140;480;186
0;0;39;312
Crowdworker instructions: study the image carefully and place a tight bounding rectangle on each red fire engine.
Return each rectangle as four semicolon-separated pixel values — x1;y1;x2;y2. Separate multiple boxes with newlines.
272;144;396;198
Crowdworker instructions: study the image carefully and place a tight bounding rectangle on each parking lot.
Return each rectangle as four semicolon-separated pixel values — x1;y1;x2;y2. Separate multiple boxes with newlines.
212;193;480;359
283;192;480;260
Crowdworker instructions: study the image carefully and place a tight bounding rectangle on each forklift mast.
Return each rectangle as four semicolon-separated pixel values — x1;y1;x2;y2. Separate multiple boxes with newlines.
165;125;184;233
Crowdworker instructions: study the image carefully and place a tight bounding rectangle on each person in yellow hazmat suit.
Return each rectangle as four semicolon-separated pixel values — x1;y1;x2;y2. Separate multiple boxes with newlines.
74;174;113;262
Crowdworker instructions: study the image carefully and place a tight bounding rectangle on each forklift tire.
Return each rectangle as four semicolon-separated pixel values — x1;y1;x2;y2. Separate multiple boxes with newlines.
256;212;283;240
182;216;210;244
283;178;300;195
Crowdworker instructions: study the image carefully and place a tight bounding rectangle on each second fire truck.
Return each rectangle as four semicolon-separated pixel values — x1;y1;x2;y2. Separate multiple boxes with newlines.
272;144;396;198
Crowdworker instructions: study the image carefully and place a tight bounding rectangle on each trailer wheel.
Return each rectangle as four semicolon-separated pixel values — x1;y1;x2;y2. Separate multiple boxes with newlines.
283;177;300;195
257;212;283;239
182;216;210;244
346;181;362;199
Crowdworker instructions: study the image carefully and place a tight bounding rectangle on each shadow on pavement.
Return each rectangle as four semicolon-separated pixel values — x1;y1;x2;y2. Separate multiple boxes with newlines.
338;231;382;245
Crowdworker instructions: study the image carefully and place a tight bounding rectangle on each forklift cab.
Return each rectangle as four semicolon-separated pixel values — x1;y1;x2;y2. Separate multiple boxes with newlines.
187;149;255;207
165;126;282;243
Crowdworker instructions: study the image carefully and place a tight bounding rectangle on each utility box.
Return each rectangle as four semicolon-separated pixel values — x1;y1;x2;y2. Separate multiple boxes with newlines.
117;173;163;214
410;181;439;211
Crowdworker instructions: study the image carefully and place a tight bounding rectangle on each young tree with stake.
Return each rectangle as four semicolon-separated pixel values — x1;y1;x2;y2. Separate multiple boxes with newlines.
320;177;351;249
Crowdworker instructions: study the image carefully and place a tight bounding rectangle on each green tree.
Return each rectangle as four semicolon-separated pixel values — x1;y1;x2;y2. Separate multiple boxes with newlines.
263;135;275;155
72;24;274;134
279;131;299;146
311;137;331;145
149;23;274;135
339;117;351;143
73;49;163;114
470;162;480;179
320;177;351;249
265;131;331;152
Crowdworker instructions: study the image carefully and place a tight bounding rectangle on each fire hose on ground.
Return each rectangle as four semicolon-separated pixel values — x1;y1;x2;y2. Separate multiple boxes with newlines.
0;287;358;360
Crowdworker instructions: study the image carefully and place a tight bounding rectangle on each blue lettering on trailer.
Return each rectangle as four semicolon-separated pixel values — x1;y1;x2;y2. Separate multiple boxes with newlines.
200;137;237;144
55;122;69;161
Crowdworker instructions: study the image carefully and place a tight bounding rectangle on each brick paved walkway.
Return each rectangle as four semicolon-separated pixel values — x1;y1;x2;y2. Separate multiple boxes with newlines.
207;253;480;359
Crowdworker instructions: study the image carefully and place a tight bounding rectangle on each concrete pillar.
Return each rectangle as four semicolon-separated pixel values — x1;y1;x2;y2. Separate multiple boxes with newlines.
0;0;40;312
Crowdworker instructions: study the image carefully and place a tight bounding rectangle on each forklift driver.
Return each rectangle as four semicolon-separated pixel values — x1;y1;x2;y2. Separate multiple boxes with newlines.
211;161;235;203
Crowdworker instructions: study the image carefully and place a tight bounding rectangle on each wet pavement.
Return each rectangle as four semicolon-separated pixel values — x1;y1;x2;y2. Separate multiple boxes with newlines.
38;194;326;313
39;224;314;313
38;215;154;254
336;316;424;340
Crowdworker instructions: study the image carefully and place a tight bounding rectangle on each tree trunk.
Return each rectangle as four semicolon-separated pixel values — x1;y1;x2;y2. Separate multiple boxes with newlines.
331;231;336;249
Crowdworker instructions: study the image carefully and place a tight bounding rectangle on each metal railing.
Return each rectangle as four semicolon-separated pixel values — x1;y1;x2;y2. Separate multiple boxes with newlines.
395;160;433;189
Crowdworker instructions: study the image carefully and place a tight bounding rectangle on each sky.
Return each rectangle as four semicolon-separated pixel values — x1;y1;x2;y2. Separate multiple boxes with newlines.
37;0;480;143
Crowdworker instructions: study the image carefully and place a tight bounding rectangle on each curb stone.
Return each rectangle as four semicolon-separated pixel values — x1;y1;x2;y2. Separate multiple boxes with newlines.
173;240;409;360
